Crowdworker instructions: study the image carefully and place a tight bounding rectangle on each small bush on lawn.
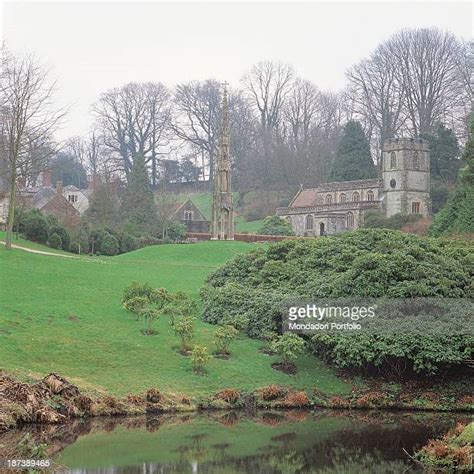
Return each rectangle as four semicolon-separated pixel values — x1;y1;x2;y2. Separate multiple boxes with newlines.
271;333;305;372
174;316;195;353
122;282;154;304
149;288;172;309
191;345;210;374
214;325;238;356
122;296;148;318
48;232;62;249
163;292;196;326
140;307;160;335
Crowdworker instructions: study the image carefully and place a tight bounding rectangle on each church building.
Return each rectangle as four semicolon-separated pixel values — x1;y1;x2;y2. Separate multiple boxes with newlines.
277;138;431;236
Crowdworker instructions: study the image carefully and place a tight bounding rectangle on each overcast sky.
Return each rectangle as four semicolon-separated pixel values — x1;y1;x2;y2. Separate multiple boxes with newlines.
2;1;472;140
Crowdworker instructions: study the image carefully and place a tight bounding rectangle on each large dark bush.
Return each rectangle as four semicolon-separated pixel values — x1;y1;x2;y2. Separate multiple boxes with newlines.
48;232;62;249
201;229;473;374
20;209;49;244
258;215;295;236
48;225;70;250
100;233;120;256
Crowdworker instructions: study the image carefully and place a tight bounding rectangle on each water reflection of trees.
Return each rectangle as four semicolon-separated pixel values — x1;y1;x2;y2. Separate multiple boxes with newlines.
2;410;470;473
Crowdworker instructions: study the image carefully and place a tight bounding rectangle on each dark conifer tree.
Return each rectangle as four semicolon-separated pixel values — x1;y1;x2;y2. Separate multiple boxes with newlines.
121;154;157;234
330;121;377;182
430;118;474;236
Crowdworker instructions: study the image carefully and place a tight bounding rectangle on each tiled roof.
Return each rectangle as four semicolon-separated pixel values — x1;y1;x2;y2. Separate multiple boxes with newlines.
290;179;381;208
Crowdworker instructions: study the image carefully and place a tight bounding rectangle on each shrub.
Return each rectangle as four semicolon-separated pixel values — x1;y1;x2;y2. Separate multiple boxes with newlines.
122;296;148;317
122;282;154;303
163;291;196;325
21;209;49;243
215;389;240;404
363;211;422;230
119;232;137;253
140;307;160;335
191;345;210;373
201;229;474;374
259;385;285;401
174;316;195;352
100;233;119;256
214;325;239;355
167;221;187;241
258;215;294;236
271;333;305;369
149;287;172;309
282;391;310;408
48;232;62;249
146;388;161;403
48;225;70;250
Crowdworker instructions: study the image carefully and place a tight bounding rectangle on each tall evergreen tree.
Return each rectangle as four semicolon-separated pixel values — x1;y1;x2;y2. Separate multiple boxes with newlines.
430;118;474;236
329;121;376;182
422;123;460;182
121;154;157;234
84;179;121;229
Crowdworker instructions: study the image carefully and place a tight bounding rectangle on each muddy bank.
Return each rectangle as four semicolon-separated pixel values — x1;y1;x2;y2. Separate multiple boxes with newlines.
1;372;472;436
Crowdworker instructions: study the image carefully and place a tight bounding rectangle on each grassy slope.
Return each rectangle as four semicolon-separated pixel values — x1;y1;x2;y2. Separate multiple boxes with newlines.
0;241;349;397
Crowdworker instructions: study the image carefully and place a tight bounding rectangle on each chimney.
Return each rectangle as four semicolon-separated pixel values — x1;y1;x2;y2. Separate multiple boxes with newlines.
56;180;63;195
42;170;52;188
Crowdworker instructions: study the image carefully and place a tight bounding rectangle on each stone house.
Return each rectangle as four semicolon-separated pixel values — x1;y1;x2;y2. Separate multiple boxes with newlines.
277;138;431;236
170;199;210;233
62;185;90;214
0;173;80;230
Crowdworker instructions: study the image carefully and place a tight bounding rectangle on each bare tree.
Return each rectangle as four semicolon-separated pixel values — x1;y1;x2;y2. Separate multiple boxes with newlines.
241;61;294;130
347;46;406;165
241;61;294;191
381;28;463;136
93;82;171;183
171;79;221;183
0;50;66;249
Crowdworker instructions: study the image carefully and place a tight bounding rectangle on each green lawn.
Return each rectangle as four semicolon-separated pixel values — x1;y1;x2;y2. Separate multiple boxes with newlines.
0;240;349;397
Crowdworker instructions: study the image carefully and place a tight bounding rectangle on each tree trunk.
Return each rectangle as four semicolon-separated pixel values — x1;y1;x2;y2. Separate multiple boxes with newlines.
5;168;17;250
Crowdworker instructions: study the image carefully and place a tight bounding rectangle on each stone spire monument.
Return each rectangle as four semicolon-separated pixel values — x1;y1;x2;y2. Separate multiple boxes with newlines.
211;82;234;240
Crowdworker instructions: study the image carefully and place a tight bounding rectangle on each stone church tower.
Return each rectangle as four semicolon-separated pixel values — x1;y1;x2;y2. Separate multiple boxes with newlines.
211;83;234;240
382;138;431;218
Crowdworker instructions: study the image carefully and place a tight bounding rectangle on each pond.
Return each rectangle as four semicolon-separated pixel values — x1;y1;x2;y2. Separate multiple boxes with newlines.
3;410;470;473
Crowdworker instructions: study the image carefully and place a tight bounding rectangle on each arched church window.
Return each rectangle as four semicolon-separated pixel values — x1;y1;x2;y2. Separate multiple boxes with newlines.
352;191;360;202
305;214;314;230
390;151;397;169
367;190;374;201
339;193;346;203
346;212;354;228
413;151;419;170
325;194;332;205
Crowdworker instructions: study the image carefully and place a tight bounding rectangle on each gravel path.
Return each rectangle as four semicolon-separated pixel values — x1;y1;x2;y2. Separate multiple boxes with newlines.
0;240;79;258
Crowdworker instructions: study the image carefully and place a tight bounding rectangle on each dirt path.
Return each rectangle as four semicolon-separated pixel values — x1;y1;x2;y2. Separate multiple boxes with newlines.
0;240;79;258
